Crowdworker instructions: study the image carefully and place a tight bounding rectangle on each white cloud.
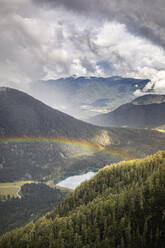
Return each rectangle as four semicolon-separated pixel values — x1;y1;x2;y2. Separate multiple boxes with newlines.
33;0;165;49
0;0;165;95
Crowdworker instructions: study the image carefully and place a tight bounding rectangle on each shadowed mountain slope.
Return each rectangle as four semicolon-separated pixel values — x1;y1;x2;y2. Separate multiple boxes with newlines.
0;88;165;182
0;87;96;138
89;94;165;128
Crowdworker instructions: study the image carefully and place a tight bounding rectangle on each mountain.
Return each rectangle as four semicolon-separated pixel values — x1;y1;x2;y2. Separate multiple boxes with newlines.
0;87;95;138
1;150;164;248
1;88;165;183
132;94;165;105
31;76;150;119
89;94;165;128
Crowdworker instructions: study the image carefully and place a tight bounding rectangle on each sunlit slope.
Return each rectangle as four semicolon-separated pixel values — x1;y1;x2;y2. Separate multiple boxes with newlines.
1;87;165;182
1;150;164;248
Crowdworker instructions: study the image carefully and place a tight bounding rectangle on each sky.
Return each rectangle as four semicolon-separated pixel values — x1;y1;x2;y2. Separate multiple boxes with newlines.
1;0;165;93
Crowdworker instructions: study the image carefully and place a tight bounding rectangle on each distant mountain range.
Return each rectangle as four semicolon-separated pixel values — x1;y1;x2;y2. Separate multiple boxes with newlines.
31;76;150;119
89;94;165;128
0;88;165;183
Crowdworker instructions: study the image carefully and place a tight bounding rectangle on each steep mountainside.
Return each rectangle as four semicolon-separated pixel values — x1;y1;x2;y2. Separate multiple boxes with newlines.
89;94;165;128
1;150;164;248
1;88;165;182
31;76;149;119
0;87;95;138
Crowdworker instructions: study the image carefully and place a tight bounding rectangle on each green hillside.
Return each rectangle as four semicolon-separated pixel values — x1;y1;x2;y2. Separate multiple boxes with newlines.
1;150;164;248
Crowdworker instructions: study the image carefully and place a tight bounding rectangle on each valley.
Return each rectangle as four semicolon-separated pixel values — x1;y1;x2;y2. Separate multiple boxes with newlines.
1;0;165;246
0;181;34;199
2;87;165;185
0;87;165;244
30;77;150;119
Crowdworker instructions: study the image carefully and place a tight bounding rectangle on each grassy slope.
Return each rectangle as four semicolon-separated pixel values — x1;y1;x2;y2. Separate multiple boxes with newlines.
0;150;164;248
0;181;35;198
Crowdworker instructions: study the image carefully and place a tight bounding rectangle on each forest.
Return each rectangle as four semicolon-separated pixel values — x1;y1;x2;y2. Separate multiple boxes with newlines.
0;183;67;235
0;150;164;248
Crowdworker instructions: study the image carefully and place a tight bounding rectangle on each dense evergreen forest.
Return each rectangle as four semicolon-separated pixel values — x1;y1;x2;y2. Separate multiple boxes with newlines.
0;183;67;235
0;151;164;248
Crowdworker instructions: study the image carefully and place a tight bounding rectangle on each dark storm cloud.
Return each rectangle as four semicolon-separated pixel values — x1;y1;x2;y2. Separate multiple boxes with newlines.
33;0;165;49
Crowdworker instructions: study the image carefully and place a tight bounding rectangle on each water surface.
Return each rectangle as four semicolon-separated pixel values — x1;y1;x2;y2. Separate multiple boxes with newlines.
56;171;95;189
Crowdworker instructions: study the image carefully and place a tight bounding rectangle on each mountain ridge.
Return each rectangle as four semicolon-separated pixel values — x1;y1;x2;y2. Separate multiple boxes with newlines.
132;94;165;105
89;94;165;128
1;87;165;183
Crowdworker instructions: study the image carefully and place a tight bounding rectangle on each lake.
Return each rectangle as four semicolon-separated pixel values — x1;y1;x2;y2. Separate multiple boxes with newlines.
56;171;95;189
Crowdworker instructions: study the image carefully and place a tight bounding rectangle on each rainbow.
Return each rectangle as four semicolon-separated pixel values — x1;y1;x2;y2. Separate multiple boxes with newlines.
0;136;132;159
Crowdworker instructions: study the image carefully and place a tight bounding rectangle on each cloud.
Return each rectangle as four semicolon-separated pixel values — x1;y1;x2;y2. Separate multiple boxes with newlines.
0;2;103;86
0;0;47;85
33;0;165;49
0;0;165;97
